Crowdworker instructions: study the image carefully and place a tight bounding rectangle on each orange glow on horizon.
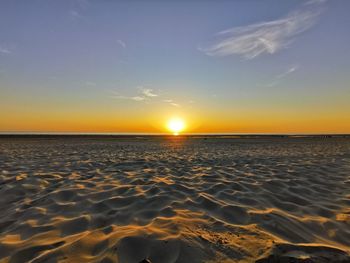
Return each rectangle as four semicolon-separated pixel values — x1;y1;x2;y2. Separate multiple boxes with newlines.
1;105;350;134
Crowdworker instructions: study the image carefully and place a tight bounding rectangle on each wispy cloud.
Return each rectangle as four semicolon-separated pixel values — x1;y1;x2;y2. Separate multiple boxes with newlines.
276;65;298;79
112;87;158;102
111;87;183;107
266;64;299;87
69;10;82;19
111;93;146;101
69;0;89;20
200;1;326;59
130;96;145;101
140;87;158;97
163;99;180;107
0;46;12;55
305;0;327;5
117;40;126;48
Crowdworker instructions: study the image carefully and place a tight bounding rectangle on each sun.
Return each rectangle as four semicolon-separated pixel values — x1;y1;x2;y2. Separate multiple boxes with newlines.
167;118;185;135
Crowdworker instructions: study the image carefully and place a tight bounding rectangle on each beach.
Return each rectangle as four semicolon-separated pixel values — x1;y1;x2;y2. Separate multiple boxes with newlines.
0;136;349;262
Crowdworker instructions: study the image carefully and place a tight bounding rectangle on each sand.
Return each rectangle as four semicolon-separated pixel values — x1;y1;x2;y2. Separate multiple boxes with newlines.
0;136;349;263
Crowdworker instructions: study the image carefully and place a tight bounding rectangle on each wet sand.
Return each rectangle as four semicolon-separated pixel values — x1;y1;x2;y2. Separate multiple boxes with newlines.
0;136;349;262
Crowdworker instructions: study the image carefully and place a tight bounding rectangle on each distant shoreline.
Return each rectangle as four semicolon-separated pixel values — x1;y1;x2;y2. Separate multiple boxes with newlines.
0;133;349;139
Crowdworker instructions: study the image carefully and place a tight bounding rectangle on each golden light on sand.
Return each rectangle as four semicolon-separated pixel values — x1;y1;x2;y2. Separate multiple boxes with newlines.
167;118;185;135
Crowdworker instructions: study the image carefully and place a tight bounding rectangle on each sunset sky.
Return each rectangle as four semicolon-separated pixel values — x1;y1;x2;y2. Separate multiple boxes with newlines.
1;0;350;134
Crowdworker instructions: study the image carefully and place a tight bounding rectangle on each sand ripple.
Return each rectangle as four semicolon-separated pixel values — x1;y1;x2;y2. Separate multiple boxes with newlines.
0;137;349;262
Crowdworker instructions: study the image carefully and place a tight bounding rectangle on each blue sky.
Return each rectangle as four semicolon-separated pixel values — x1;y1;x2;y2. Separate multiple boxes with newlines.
1;0;350;133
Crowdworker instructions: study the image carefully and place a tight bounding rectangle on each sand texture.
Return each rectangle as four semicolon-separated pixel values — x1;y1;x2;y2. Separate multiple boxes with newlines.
0;137;349;263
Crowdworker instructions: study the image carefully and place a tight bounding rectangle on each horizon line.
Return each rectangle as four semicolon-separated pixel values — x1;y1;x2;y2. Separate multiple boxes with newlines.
1;132;350;136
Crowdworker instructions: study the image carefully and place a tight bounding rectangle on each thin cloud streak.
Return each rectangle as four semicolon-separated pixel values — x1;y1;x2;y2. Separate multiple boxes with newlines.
305;0;327;5
0;46;12;54
170;103;180;107
130;96;145;101
111;94;146;101
200;1;326;59
117;40;126;48
111;88;182;107
111;87;158;102
276;65;298;79
266;65;299;87
163;99;181;107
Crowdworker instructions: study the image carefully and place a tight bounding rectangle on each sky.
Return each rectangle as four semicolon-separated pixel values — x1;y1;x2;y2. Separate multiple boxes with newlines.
1;0;350;134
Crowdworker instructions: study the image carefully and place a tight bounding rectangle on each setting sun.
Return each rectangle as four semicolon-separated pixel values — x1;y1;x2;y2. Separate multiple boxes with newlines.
167;118;185;135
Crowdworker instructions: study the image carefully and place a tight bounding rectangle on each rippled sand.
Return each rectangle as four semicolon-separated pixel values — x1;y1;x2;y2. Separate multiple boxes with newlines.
0;136;349;263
